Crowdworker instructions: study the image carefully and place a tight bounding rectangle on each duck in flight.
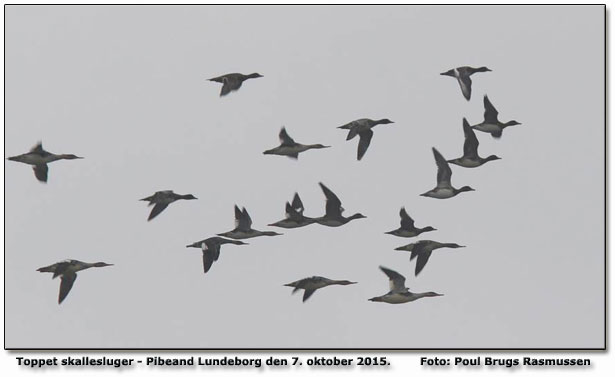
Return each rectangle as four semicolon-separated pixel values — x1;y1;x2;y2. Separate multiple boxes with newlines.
7;142;83;183
208;72;263;96
440;66;491;101
420;148;475;199
395;240;465;276
385;207;436;238
218;205;282;239
369;266;443;304
447;118;501;168
472;95;521;138
140;190;197;221
338;118;394;160
186;237;247;274
268;193;316;229
37;259;113;304
263;127;330;159
315;182;366;227
284;276;357;302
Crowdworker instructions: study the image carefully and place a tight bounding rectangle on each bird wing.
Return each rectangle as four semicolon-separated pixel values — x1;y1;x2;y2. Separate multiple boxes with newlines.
33;164;48;183
58;272;77;304
357;129;373;161
279;127;296;146
148;203;169;221
458;74;472;101
414;250;433;276
285;201;303;220
379;266;406;292
483;95;499;123
236;207;252;230
302;289;316;302
319;182;342;218
291;193;304;213
462;118;480;159
220;76;242;96
432;148;452;188
399;207;415;229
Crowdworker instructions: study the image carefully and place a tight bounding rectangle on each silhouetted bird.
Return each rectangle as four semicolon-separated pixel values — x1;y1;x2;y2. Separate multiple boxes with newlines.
338;118;394;160
7;142;82;183
369;266;443;304
208;72;263;96
140;190;197;221
440;66;491;101
37;259;113;304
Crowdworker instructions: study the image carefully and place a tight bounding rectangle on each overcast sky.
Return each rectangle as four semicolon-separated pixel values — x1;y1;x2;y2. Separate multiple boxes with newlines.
4;5;604;348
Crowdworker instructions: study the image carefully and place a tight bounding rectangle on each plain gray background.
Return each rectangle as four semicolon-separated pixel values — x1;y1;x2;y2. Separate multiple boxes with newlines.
4;5;605;348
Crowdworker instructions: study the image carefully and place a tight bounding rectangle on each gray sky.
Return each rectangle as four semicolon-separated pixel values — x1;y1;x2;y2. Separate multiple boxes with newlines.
4;5;604;348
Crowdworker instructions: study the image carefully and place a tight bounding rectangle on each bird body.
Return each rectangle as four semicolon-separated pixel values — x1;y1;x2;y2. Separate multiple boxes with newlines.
269;193;316;228
285;276;357;302
314;182;366;227
385;207;436;238
440;66;491;101
140;190;197;221
421;148;474;199
218;205;282;239
208;72;263;96
263;127;329;159
395;240;465;276
7;142;82;183
37;259;113;304
369;266;442;304
186;237;247;274
338;118;393;160
448;118;501;168
471;95;521;138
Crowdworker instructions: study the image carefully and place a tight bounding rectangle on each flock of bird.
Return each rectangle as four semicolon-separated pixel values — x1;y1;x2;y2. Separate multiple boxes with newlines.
9;66;521;305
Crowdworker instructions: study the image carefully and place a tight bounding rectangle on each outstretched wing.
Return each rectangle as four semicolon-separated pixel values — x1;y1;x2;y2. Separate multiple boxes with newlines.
432;148;452;188
483;95;499;124
357;129;373;161
319;182;342;218
58;273;77;304
220;76;243;96
399;207;415;230
148;203;169;221
291;193;304;213
379;266;406;292
458;75;472;101
302;289;316;302
279;127;296;146
33;164;49;183
414;250;433;276
462;118;479;159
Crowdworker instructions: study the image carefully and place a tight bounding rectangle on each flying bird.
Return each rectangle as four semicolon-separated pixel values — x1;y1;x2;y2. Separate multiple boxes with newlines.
186;237;247;274
140;190;197;221
263;127;330;159
208;72;263;96
269;193;316;229
218;205;282;239
447;118;501;167
338;118;394;160
7;142;83;183
284;276;357;302
395;240;465;276
472;95;521;138
37;259;113;304
315;182;366;227
440;66;491;101
420;148;475;199
385;207;436;238
368;266;443;304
